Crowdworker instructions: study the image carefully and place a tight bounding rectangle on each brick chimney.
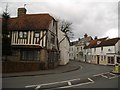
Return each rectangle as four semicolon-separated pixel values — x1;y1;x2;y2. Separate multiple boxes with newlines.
84;33;88;38
78;38;81;41
94;36;98;40
18;8;27;17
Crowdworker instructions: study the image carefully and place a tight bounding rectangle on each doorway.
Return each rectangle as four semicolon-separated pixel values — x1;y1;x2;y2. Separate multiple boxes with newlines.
97;55;99;64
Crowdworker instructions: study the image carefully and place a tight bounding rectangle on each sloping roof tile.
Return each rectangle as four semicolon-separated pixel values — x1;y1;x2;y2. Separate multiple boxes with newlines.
84;37;108;49
7;14;53;31
97;37;120;47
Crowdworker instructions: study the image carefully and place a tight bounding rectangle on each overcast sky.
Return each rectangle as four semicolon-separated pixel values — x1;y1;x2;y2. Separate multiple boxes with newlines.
0;0;119;41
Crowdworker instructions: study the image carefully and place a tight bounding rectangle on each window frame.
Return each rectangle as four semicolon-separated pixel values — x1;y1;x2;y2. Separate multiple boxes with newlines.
21;50;40;61
101;47;103;51
34;32;40;38
18;31;28;39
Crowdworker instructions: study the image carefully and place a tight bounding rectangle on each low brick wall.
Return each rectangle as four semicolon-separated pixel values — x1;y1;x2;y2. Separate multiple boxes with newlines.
2;61;41;73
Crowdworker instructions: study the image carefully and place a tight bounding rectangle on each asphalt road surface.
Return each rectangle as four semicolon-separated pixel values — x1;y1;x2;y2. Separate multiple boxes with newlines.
2;61;119;89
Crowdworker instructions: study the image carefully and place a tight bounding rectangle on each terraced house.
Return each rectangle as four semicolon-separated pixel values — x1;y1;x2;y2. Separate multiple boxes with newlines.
84;37;120;65
7;7;59;70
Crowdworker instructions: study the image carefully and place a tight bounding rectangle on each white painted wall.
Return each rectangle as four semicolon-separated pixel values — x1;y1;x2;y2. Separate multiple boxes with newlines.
91;46;115;56
115;40;120;54
69;46;74;60
58;29;69;65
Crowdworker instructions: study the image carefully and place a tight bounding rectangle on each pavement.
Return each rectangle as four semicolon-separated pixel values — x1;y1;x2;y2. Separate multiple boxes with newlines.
2;60;81;78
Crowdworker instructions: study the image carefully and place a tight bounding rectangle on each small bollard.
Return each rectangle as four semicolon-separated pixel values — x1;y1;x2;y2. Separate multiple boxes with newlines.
115;64;119;73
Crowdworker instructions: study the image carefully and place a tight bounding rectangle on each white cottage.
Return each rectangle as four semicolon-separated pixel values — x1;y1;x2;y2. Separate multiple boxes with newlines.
58;30;70;65
85;37;120;65
97;37;120;65
69;41;77;60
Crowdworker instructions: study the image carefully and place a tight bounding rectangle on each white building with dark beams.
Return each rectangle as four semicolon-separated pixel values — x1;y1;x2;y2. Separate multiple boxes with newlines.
7;7;59;69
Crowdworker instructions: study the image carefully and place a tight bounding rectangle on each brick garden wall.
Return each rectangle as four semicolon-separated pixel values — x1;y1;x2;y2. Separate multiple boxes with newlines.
2;61;41;73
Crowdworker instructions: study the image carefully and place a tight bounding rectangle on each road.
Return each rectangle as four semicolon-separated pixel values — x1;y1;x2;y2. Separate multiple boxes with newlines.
2;62;120;89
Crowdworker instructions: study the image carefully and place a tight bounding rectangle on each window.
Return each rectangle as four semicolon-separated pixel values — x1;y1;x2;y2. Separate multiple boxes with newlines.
12;50;18;56
34;32;40;38
18;31;27;39
23;32;27;38
97;41;101;45
117;57;120;63
81;47;82;51
77;47;79;51
21;50;40;61
101;47;103;51
51;34;55;44
19;32;23;38
108;57;114;64
94;48;96;52
108;49;111;52
101;56;103;61
104;56;106;60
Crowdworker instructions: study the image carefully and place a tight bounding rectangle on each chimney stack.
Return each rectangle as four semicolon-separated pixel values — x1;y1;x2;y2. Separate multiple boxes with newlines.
84;33;88;38
94;36;98;40
18;8;27;17
78;38;81;41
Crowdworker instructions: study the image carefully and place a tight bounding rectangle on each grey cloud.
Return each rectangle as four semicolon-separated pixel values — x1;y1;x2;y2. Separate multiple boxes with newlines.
0;1;118;40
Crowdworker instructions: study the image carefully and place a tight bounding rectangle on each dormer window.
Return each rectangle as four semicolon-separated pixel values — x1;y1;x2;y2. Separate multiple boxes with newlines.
97;41;101;45
18;31;27;39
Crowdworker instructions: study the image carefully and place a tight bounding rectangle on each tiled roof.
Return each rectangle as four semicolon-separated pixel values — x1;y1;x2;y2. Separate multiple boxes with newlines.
7;14;53;31
84;37;108;49
84;40;97;49
96;37;108;41
84;37;120;49
97;37;120;47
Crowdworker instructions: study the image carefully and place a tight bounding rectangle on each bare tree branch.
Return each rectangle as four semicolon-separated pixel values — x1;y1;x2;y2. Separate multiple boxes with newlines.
59;19;74;40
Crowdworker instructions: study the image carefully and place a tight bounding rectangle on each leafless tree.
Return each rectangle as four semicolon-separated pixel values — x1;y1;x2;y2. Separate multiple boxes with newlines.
59;20;74;40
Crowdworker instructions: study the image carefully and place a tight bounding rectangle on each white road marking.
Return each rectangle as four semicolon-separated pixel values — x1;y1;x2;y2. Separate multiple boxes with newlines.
58;78;94;88
25;85;38;88
93;72;118;80
93;72;110;77
35;85;41;90
68;81;72;86
59;81;94;88
26;71;118;89
108;76;118;79
25;78;80;88
108;72;116;76
68;78;81;81
88;78;94;82
101;75;108;79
